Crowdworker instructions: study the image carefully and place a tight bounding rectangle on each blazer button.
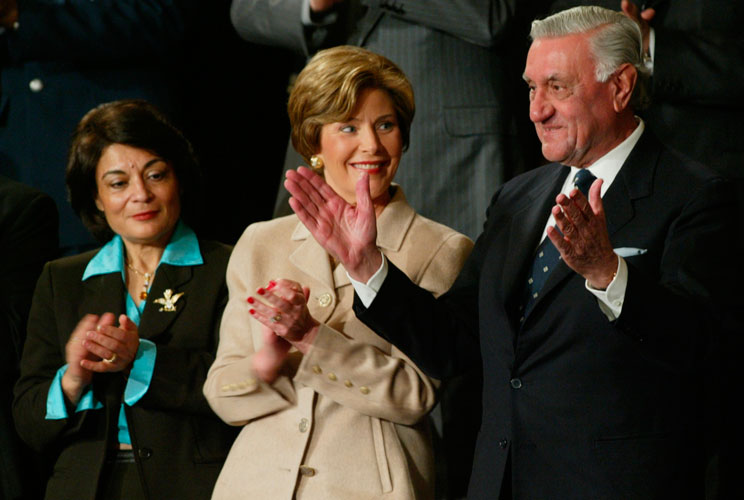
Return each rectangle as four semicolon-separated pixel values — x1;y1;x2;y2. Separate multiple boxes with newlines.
327;372;337;381
29;78;44;92
299;465;316;477
499;439;508;449
138;447;153;460
317;293;332;307
312;365;322;374
359;386;370;395
299;418;309;433
510;378;522;389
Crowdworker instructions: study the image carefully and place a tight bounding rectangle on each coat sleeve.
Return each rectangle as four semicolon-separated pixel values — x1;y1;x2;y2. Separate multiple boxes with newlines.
229;0;528;56
293;231;473;425
6;0;199;63
375;0;524;47
229;0;309;55
203;225;300;426
355;188;503;380
11;264;96;453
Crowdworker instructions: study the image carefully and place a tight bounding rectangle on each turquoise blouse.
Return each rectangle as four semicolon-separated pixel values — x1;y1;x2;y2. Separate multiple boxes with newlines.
45;221;203;444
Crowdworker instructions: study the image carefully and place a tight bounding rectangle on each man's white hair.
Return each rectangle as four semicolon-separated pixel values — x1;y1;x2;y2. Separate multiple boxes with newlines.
530;6;650;110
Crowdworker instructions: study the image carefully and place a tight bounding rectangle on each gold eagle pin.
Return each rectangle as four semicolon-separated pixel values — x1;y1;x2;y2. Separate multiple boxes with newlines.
154;289;184;312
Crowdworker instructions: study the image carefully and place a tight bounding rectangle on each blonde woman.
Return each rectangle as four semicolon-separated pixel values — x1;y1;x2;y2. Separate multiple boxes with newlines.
204;46;473;499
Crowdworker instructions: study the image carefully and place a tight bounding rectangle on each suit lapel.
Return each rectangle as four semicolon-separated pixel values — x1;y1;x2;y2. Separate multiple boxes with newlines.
289;224;336;323
79;273;126;318
604;130;659;236
139;264;193;340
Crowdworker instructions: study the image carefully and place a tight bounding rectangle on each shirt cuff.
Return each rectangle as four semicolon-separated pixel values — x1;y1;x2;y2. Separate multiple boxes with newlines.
46;365;103;420
585;255;628;321
348;253;388;308
123;339;157;406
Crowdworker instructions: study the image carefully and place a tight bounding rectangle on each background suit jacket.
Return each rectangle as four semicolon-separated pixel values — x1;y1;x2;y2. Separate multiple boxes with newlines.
230;0;541;239
356;131;741;499
12;240;238;500
0;176;57;500
204;187;473;499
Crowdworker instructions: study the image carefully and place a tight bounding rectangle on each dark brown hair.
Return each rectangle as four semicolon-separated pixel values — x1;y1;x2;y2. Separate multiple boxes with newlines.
66;99;201;242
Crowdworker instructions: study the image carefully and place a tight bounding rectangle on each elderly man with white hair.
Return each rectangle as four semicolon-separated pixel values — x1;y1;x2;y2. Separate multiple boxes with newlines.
285;6;740;499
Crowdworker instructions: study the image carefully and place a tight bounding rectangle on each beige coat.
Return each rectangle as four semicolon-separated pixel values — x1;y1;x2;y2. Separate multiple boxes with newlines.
204;187;473;499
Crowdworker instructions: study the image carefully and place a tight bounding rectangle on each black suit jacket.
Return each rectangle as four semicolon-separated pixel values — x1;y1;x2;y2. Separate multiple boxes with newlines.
12;240;238;500
356;131;740;499
0;176;57;500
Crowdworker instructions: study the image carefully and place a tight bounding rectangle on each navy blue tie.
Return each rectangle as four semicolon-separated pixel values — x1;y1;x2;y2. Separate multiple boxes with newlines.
520;169;597;323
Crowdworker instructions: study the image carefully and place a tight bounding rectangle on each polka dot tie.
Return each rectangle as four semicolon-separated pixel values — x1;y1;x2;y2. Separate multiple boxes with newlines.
519;169;597;323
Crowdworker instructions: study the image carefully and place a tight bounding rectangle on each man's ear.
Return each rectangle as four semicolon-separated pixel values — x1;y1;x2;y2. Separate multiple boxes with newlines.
611;63;637;113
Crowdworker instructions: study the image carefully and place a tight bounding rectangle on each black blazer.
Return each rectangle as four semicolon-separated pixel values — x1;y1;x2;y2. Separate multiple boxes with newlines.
0;176;57;500
12;240;238;500
356;131;741;499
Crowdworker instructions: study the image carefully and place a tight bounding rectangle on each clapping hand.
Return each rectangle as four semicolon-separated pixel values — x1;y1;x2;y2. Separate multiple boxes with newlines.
62;313;140;404
248;279;319;381
285;167;383;283
546;178;618;290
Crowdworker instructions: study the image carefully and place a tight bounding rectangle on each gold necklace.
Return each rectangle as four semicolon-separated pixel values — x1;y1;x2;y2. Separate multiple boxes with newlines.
126;261;154;300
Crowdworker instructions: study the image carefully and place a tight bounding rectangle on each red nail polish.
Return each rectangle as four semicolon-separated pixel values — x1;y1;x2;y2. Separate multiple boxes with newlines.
257;287;265;295
267;280;277;290
249;309;256;314
247;297;255;304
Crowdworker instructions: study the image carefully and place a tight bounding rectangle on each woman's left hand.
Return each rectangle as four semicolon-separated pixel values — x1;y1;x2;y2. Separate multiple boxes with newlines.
81;314;140;372
248;279;319;354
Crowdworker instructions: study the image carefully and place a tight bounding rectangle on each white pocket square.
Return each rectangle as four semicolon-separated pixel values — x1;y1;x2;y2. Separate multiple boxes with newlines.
614;247;647;257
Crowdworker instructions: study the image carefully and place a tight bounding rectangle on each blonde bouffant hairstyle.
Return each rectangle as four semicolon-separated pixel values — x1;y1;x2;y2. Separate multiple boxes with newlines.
288;45;415;163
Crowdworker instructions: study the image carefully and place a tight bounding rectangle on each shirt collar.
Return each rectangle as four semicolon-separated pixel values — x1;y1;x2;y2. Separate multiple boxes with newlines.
566;118;645;197
82;220;202;281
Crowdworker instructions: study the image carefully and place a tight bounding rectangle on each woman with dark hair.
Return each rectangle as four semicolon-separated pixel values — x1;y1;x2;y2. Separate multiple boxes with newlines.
13;99;237;500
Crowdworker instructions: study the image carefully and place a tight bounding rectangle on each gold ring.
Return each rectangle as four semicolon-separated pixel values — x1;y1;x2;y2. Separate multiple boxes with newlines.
104;353;118;364
270;314;282;323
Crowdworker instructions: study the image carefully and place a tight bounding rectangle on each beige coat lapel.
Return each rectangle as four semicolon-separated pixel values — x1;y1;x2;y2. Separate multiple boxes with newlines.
289;224;336;324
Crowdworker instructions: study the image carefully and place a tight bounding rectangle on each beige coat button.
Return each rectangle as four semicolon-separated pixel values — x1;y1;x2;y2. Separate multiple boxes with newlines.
317;293;332;307
312;365;322;374
299;418;309;433
29;78;44;92
344;380;353;388
327;372;337;381
360;386;370;395
299;465;316;477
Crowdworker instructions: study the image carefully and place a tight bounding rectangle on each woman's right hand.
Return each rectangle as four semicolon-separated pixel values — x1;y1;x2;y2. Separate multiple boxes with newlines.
285;167;383;283
61;313;113;405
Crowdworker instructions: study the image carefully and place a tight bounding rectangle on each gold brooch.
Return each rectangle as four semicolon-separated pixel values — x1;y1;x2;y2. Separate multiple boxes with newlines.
154;289;184;312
